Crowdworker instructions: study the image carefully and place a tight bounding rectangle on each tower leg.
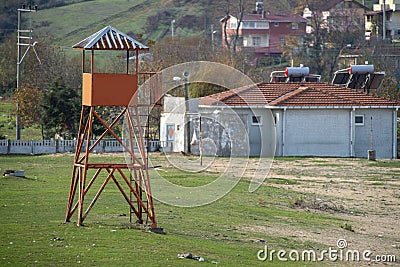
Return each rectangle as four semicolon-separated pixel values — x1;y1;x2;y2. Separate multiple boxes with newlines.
65;106;86;223
65;105;157;228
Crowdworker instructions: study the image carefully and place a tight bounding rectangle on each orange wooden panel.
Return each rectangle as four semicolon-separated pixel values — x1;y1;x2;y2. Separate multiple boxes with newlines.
82;73;138;106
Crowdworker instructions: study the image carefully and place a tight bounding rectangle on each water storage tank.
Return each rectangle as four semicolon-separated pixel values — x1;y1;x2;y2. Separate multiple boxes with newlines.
284;67;310;77
349;65;374;74
256;2;264;13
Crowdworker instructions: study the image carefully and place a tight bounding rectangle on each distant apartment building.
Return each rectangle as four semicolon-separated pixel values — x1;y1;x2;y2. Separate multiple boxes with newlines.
303;0;367;33
365;0;400;41
221;2;307;65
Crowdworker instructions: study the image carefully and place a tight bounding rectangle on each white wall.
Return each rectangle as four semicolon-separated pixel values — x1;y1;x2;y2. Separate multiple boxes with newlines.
354;109;395;158
197;107;275;157
160;112;185;152
283;109;351;157
160;96;199;152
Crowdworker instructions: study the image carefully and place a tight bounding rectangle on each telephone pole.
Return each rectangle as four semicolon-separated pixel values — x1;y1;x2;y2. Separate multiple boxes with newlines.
16;4;38;140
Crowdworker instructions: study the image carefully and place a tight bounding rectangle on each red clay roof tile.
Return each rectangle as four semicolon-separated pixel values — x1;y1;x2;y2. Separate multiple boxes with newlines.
198;82;400;107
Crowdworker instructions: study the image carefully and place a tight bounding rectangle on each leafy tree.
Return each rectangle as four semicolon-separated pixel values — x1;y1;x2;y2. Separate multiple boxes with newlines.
13;83;42;128
41;78;80;139
0;34;81;96
0;37;16;96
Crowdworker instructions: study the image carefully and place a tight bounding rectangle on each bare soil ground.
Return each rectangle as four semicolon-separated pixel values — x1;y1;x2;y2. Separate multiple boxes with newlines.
151;154;400;265
246;157;400;265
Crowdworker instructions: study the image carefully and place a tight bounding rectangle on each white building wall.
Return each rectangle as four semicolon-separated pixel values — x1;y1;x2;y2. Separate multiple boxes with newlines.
354;109;395;158
249;108;275;157
283;109;351;157
160;96;199;153
272;109;283;156
197;107;275;157
160;112;184;152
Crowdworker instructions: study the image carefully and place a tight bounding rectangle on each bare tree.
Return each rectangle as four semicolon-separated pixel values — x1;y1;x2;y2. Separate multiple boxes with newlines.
222;0;245;59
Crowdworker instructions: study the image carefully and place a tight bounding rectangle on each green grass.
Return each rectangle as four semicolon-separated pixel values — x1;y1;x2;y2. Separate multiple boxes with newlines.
0;101;16;139
32;0;157;46
274;157;306;162
0;154;342;266
368;160;400;168
0;101;42;140
266;178;299;185
30;0;206;49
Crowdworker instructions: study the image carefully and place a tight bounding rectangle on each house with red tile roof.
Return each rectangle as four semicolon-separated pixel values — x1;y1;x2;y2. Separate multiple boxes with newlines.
160;81;399;158
195;82;399;158
221;3;307;65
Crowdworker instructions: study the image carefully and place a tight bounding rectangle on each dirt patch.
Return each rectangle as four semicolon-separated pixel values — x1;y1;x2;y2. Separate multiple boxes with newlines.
245;157;400;265
151;153;399;264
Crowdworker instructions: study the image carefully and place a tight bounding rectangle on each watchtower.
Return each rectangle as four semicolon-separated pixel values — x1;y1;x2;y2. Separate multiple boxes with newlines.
64;26;157;228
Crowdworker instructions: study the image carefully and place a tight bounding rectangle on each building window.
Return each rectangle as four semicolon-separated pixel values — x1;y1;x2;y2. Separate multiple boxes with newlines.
274;22;279;27
366;15;372;22
280;37;285;46
291;22;298;30
274;113;279;125
252;115;261;125
252;36;261;46
355;115;364;126
230;22;237;29
242;21;269;29
243;21;255;28
256;22;269;29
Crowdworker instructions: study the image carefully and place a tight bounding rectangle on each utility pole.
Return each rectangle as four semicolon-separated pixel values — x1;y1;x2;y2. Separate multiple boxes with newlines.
183;71;190;154
173;72;191;154
382;0;386;40
211;24;216;51
16;4;38;140
171;19;175;37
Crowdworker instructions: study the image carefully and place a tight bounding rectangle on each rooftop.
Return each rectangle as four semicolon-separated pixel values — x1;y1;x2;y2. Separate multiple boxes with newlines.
199;82;400;108
72;25;148;51
242;14;307;23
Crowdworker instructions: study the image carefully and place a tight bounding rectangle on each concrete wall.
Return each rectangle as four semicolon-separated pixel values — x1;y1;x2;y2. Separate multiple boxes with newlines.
195;108;248;157
160;112;185;152
276;108;397;158
354;109;395;158
159;96;199;153
283;109;351;157
272;110;283;156
197;107;275;157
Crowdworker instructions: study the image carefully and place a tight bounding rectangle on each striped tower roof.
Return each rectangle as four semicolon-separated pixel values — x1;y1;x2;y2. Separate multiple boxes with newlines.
72;25;148;51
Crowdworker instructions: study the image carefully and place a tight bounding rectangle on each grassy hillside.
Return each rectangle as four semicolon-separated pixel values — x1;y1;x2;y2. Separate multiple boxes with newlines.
32;0;163;47
28;0;299;48
4;0;378;48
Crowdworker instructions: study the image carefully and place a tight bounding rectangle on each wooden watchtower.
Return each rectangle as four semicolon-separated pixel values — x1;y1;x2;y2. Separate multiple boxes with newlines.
65;26;157;228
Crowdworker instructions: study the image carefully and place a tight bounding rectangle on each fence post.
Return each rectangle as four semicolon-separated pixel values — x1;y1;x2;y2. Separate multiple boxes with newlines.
56;139;59;153
7;139;10;154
